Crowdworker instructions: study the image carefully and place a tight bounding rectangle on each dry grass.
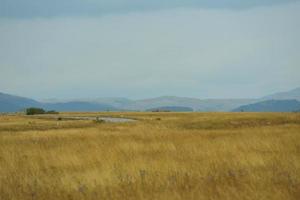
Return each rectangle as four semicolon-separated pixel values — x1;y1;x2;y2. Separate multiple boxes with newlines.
0;112;299;200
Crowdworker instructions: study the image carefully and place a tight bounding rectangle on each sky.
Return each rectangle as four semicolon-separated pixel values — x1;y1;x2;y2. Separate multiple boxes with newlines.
0;0;300;100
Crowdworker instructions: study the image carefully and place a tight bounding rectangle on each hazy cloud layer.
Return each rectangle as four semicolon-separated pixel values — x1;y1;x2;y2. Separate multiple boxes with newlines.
0;2;299;99
0;0;299;18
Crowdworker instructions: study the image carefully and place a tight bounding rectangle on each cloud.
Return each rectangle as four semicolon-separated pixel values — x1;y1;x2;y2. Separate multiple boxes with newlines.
0;0;299;18
0;2;299;99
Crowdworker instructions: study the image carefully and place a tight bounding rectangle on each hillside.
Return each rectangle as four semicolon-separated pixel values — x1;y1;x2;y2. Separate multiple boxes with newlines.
232;99;300;112
0;92;41;112
146;106;193;112
43;101;117;112
1;87;300;112
0;92;117;112
122;96;256;111
29;95;258;112
262;87;300;101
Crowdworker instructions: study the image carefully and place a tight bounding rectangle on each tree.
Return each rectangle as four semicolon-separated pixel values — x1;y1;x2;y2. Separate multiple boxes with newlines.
25;107;46;115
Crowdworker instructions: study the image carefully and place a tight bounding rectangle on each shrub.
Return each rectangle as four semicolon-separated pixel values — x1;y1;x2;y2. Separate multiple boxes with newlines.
25;107;46;115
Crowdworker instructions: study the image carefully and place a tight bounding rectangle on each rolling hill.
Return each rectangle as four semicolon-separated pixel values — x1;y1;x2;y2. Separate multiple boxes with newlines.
146;106;194;112
0;93;117;112
232;99;300;112
261;87;300;101
1;87;300;112
0;92;41;112
119;96;256;112
43;101;116;112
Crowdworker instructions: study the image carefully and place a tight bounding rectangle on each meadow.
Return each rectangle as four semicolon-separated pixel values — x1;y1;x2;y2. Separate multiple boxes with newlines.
0;112;299;200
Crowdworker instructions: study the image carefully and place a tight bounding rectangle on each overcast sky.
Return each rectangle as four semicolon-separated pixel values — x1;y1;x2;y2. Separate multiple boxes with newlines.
0;0;299;99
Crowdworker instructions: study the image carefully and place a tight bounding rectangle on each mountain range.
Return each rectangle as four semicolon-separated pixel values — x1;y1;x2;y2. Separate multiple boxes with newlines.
0;87;300;113
0;93;116;113
261;87;300;101
232;99;300;112
0;92;41;112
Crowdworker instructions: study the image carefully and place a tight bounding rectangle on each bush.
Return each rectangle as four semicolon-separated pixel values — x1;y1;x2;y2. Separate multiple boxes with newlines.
25;107;46;115
25;108;59;115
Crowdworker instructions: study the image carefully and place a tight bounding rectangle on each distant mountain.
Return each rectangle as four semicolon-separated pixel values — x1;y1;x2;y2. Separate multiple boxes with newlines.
43;101;117;112
0;93;256;112
42;97;133;108
0;92;117;113
261;87;300;101
0;92;41;112
1;87;300;113
232;100;300;112
122;96;256;111
92;98;133;108
146;106;193;112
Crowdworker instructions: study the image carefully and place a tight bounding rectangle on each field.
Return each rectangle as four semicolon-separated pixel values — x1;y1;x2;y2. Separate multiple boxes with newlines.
0;112;300;200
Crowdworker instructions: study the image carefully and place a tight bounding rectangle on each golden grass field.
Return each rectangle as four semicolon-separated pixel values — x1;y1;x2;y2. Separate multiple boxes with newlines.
0;112;299;200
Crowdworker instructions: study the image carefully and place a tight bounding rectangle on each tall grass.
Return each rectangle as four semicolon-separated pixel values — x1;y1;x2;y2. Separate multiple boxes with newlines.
0;113;299;200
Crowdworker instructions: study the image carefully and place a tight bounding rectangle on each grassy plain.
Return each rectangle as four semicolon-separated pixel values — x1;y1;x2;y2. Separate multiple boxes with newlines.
0;112;299;200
